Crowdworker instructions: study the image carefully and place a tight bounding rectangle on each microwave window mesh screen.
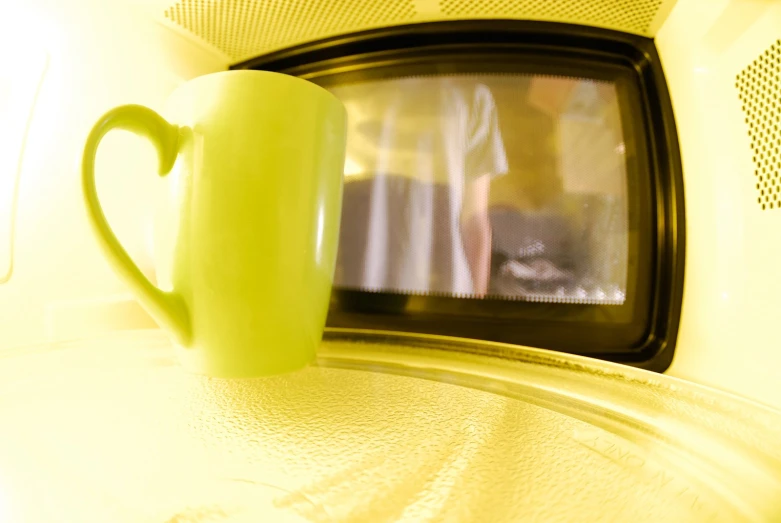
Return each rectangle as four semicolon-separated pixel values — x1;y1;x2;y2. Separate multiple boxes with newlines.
439;0;662;35
163;0;417;60
737;39;781;211
330;75;629;305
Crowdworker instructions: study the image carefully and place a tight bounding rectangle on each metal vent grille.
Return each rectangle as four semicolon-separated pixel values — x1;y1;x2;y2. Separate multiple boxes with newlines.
440;0;663;35
737;39;781;211
161;0;673;62
164;0;417;61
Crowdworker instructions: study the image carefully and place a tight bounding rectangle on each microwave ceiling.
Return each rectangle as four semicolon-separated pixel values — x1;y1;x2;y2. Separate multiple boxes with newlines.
128;0;679;63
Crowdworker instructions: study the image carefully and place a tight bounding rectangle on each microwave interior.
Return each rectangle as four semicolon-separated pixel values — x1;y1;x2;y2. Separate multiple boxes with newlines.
1;1;781;519
1;0;779;405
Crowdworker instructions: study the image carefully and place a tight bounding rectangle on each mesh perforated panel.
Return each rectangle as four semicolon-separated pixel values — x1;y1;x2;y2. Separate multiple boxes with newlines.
439;0;663;35
162;0;669;62
737;39;781;211
164;0;417;61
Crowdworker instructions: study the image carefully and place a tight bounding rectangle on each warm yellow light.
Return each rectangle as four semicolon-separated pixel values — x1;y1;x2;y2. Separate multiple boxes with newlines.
343;155;364;177
0;38;48;283
0;477;10;522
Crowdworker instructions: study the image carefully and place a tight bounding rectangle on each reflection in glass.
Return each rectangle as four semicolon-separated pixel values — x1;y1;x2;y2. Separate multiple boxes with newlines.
331;74;628;305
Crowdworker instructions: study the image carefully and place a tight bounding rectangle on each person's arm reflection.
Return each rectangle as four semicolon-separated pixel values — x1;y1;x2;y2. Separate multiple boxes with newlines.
460;83;507;297
461;173;492;296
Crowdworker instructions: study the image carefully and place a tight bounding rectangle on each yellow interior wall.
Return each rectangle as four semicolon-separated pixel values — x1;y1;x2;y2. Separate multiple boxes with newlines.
658;0;781;408
0;0;227;349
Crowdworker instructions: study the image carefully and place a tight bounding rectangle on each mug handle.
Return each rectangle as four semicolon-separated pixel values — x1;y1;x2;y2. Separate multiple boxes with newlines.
81;104;191;346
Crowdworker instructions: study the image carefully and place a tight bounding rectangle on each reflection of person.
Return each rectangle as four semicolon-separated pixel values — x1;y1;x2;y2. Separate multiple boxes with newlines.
454;83;507;295
334;77;507;298
461;173;492;296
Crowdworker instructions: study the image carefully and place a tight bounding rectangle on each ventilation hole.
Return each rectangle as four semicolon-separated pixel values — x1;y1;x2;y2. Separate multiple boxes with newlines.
738;38;781;211
164;0;417;60
164;0;664;59
438;0;662;34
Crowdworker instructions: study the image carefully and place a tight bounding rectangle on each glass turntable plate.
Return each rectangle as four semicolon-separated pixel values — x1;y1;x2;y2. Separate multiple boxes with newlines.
0;329;779;522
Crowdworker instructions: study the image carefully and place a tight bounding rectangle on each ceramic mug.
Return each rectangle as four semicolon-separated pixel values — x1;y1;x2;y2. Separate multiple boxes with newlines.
82;70;347;377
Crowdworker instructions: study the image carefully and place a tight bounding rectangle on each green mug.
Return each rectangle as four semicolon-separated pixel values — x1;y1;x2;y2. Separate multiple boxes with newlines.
82;70;347;377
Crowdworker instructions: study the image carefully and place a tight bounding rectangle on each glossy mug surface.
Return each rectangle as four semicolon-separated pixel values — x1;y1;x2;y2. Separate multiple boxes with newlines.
82;70;347;377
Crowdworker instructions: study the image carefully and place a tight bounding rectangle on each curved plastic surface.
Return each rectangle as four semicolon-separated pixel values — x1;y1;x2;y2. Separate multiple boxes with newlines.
0;329;779;522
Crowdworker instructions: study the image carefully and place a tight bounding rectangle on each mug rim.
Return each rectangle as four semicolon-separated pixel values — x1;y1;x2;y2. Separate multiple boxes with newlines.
171;69;345;110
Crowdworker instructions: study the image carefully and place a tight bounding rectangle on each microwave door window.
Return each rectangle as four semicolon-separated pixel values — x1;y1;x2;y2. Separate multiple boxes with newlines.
331;74;628;305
